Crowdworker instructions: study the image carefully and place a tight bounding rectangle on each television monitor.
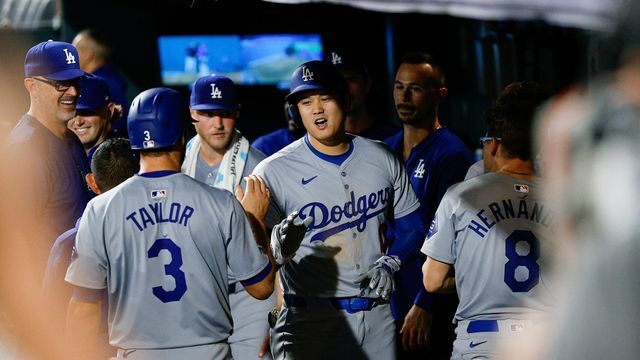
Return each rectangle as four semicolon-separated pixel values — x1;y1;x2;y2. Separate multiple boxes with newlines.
158;34;323;89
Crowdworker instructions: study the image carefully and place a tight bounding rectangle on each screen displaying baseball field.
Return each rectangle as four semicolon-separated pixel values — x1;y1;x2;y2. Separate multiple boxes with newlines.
158;34;323;89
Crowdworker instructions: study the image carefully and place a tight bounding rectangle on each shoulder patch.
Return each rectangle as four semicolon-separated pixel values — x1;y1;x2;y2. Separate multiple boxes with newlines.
427;218;438;238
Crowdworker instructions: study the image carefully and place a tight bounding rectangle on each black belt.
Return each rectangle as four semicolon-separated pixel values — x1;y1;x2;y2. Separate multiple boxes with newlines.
284;294;379;314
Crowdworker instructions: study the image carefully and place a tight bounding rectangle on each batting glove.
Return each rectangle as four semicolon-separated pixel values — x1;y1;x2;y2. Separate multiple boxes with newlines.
270;210;313;266
365;255;402;301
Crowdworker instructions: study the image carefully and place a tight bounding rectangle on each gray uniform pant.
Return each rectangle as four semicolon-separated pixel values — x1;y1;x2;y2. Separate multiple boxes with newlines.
228;286;276;360
451;319;545;360
115;343;231;359
271;297;396;360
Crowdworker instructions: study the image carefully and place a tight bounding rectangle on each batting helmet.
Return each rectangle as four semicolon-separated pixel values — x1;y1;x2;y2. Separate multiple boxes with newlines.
128;87;187;150
285;60;348;126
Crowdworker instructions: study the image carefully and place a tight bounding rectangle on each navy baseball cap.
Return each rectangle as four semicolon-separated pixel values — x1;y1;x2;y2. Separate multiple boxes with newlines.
77;74;112;110
24;40;85;80
286;60;347;104
190;75;240;111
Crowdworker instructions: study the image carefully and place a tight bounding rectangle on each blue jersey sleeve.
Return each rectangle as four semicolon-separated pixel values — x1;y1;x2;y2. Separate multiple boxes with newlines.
387;210;427;264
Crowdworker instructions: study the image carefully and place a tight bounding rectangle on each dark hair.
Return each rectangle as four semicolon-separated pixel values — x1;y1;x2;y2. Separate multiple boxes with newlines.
78;28;112;60
91;138;139;191
399;52;446;87
483;81;549;161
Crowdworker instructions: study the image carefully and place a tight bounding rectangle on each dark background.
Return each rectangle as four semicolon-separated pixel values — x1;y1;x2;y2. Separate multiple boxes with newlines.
2;0;602;151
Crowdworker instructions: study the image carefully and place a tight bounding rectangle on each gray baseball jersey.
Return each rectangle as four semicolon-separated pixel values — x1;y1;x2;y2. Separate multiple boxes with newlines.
252;135;420;298
65;172;270;350
422;172;554;322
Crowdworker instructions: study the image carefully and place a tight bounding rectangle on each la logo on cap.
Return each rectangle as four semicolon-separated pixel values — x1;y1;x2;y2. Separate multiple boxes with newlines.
63;48;76;64
331;52;342;65
301;66;314;81
210;83;222;99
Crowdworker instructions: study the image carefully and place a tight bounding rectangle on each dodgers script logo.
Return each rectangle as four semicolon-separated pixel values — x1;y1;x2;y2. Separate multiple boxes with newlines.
299;188;391;242
210;84;222;99
301;66;314;81
63;48;76;64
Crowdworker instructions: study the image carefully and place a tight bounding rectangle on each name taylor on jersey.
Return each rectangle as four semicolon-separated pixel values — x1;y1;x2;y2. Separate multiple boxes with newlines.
125;201;195;231
467;196;554;238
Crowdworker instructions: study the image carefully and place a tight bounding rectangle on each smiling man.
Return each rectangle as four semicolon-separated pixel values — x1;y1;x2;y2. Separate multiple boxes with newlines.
254;60;426;360
67;74;123;163
3;40;92;283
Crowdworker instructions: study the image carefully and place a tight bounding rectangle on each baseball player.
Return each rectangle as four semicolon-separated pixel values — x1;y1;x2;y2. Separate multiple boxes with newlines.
385;52;474;359
65;87;300;360
67;74;123;163
422;98;554;359
182;74;276;359
43;137;138;358
253;60;426;360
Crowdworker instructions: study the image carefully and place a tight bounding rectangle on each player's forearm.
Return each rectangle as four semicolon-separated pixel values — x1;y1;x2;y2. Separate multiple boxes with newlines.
66;299;101;360
422;257;455;293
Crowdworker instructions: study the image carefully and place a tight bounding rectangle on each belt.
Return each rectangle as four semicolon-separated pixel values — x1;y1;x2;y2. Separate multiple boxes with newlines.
284;294;378;314
467;320;499;333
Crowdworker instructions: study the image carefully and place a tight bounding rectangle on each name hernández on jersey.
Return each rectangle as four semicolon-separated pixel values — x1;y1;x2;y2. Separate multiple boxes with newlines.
126;202;195;231
299;187;391;242
467;197;554;238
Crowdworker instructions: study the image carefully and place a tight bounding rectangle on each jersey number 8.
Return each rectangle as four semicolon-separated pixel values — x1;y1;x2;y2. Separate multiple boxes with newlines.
148;238;188;302
504;230;540;292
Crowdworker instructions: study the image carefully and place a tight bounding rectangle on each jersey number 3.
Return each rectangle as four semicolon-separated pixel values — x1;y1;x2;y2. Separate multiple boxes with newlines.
504;230;540;292
148;238;188;302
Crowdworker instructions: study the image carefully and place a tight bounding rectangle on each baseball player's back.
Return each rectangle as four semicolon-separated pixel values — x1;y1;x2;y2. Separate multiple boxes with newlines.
425;172;554;321
67;171;270;351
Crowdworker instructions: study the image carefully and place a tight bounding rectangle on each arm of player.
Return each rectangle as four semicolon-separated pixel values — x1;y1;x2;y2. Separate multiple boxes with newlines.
66;287;102;360
422;257;456;293
236;176;277;300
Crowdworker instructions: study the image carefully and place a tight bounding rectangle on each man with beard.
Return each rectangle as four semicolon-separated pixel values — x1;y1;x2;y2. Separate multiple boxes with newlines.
384;52;474;359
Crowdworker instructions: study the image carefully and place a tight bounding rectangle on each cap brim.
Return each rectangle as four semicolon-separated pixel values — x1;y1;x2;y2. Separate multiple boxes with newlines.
285;84;325;102
44;69;86;81
190;103;239;111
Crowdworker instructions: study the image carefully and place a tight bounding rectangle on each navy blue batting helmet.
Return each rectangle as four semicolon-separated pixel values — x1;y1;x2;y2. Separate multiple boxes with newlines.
285;60;348;125
127;87;187;150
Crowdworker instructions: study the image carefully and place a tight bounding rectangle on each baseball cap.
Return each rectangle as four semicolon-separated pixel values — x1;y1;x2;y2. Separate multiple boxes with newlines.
77;74;112;110
24;40;85;80
190;75;240;111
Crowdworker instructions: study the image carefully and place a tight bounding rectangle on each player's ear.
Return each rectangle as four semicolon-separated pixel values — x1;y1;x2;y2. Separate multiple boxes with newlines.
86;173;101;195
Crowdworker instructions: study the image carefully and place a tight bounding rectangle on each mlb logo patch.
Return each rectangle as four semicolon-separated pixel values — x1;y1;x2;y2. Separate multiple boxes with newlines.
427;218;438;238
151;189;167;200
143;140;155;149
514;184;529;193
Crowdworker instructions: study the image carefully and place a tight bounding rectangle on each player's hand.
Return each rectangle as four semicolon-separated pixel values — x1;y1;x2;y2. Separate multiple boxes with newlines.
362;255;401;300
400;305;432;351
271;211;313;266
236;175;270;221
